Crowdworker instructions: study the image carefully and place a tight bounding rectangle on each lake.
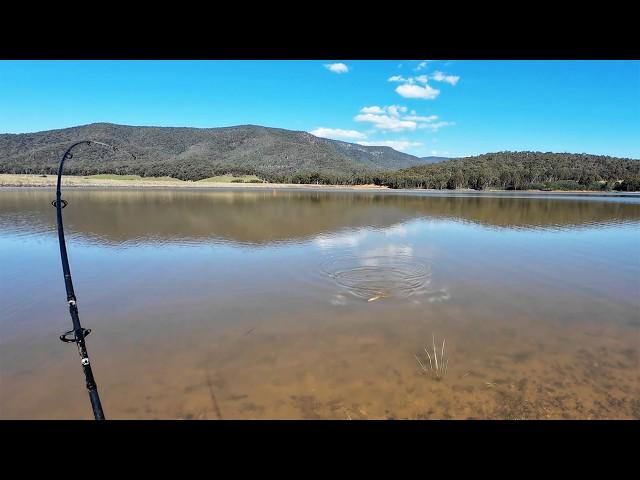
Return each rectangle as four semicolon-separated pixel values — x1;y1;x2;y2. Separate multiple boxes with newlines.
1;188;638;419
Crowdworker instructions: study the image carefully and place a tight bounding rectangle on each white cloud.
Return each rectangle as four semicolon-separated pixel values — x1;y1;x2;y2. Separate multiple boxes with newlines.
354;105;445;132
396;83;440;100
390;75;429;85
310;127;367;140
324;63;349;74
356;106;415;131
354;113;417;132
357;140;422;152
403;114;438;122
431;71;459;86
360;105;386;114
387;105;407;117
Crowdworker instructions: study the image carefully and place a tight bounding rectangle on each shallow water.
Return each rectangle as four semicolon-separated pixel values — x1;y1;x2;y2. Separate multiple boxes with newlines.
1;188;638;419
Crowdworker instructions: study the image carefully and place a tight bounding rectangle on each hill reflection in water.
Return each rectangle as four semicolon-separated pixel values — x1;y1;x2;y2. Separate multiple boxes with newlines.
1;189;639;246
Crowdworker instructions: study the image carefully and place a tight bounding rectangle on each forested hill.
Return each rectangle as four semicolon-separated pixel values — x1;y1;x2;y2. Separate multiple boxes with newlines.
1;124;637;190
0;123;429;182
375;152;640;191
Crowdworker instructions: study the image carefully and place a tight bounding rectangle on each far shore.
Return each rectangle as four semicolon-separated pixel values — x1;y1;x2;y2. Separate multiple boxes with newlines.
0;174;388;190
0;174;638;196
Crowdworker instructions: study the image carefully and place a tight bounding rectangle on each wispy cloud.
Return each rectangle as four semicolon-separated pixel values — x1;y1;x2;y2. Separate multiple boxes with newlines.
396;83;440;100
403;114;438;122
310;127;366;140
355;105;415;132
387;105;407;117
324;62;349;74
431;71;460;86
415;61;428;71
418;121;455;131
360;105;386;114
315;102;453;155
354;105;445;132
355;113;417;132
389;74;429;85
390;68;459;100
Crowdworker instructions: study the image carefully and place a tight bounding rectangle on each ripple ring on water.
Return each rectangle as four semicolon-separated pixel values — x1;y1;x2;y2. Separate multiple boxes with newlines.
320;254;431;301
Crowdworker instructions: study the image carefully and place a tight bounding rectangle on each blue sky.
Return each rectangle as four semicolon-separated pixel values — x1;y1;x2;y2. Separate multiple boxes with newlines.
0;60;638;158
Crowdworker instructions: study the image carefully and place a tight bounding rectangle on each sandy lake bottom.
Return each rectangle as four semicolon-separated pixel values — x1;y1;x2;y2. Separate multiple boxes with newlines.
1;189;638;419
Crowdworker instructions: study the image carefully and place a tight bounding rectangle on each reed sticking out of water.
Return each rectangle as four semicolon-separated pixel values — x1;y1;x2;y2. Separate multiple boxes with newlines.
415;334;448;380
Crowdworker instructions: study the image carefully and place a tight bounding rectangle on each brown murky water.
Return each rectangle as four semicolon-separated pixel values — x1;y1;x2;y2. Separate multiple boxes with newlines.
1;188;639;419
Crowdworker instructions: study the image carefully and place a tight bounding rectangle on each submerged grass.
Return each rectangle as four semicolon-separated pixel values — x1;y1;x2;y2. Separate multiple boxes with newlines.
415;334;449;380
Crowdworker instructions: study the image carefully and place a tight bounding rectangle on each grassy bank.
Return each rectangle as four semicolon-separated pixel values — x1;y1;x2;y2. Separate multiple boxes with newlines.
89;173;265;183
0;173;268;187
2;174;638;195
0;174;386;190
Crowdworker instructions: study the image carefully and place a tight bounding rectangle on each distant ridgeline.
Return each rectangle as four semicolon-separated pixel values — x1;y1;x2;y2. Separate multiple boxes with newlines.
0;123;638;191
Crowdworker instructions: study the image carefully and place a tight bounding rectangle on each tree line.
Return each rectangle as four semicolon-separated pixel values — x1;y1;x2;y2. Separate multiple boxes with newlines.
373;152;640;191
259;152;640;191
2;148;639;191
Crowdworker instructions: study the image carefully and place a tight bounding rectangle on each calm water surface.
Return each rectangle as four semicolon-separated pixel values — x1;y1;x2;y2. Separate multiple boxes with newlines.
1;188;638;419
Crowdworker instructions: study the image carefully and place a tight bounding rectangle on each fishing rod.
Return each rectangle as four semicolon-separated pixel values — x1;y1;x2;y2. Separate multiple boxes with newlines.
52;140;135;420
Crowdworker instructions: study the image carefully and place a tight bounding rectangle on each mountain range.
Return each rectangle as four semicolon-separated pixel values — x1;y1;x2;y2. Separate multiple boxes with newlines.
1;123;637;191
0;123;448;181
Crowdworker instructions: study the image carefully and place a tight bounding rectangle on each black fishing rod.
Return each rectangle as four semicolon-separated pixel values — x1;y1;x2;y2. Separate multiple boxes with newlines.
53;140;134;420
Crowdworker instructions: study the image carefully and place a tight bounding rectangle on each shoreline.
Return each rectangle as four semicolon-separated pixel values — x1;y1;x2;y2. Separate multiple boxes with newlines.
0;174;638;196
